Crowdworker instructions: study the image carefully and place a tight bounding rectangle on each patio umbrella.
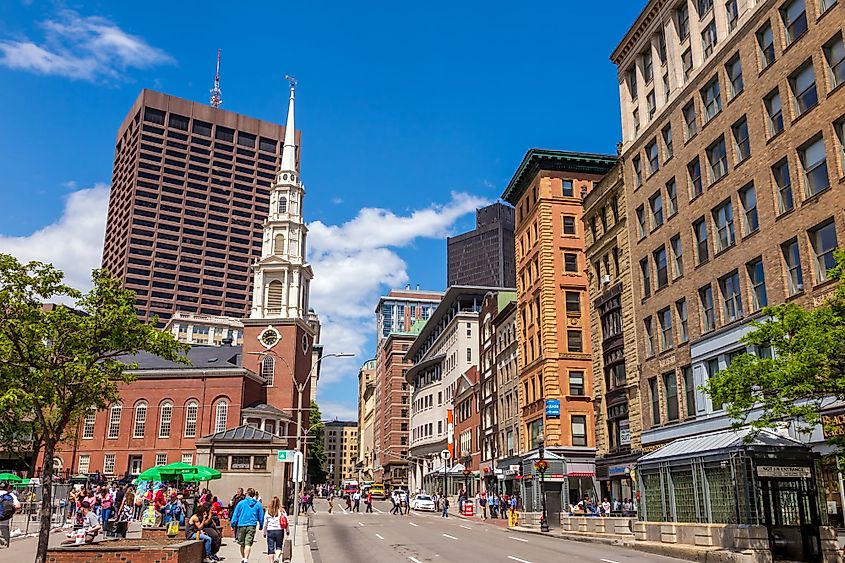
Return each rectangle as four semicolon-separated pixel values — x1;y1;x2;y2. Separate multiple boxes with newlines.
181;466;221;483
0;473;22;483
136;462;198;482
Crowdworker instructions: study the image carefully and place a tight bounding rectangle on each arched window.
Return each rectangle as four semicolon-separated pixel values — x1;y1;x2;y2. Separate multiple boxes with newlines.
107;404;122;439
278;196;288;214
260;355;275;386
184;401;198;438
215;400;228;433
133;402;147;438
267;280;283;313
273;233;285;255
158;401;173;438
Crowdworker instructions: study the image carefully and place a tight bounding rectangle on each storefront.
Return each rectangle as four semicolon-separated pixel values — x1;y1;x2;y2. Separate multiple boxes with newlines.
597;459;636;512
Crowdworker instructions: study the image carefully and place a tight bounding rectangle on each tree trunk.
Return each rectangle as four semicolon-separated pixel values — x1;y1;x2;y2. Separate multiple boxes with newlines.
35;439;55;563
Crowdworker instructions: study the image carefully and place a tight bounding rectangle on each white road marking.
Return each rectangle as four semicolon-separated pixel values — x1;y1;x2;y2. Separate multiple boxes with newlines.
442;533;458;540
409;522;419;527
601;560;620;563
508;536;529;543
460;525;471;529
508;557;532;563
358;522;365;526
374;508;384;514
375;533;385;540
409;558;424;563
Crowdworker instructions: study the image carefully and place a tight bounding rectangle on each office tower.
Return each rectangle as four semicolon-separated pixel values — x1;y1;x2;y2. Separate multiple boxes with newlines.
447;202;516;288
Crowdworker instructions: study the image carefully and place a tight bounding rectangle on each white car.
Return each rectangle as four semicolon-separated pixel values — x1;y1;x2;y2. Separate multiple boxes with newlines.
411;494;436;511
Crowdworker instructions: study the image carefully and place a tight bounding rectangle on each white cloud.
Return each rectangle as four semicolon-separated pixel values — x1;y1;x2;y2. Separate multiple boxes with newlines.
0;184;109;293
309;191;489;392
0;9;173;81
319;401;359;422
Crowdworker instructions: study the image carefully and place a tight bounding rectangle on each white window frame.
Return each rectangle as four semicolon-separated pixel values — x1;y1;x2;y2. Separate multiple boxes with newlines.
107;404;122;440
133;402;147;438
158;402;173;438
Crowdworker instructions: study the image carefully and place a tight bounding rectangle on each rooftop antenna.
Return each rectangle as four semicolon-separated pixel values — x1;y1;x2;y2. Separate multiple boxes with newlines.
210;48;223;108
285;74;297;89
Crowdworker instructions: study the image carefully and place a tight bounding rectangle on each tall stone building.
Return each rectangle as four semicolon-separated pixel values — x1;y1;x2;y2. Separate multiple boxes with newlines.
447;203;516;288
323;420;358;484
103;89;294;325
492;293;521;496
613;0;845;521
357;358;377;480
582;161;642;504
502;149;616;507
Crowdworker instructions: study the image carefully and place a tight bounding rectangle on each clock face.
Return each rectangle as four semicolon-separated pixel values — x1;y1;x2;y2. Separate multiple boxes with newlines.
260;328;280;348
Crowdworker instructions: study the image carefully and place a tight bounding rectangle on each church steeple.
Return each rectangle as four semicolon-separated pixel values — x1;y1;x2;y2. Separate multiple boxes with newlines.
250;76;313;320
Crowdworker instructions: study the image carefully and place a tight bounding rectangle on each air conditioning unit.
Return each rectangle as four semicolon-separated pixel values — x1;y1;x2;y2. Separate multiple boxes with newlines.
601;274;611;285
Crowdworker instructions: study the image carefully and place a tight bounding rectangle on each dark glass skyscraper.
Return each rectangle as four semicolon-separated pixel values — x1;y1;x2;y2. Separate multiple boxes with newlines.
447;202;516;288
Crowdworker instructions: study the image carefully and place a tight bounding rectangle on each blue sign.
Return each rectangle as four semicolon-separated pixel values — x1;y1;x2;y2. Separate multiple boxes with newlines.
545;399;561;417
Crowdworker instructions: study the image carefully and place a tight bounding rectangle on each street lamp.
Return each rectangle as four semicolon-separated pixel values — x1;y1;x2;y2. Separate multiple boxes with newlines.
462;455;472;499
536;433;549;532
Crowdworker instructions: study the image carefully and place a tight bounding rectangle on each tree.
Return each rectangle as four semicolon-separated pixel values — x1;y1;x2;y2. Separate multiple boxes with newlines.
0;255;188;562
307;399;327;484
705;250;845;448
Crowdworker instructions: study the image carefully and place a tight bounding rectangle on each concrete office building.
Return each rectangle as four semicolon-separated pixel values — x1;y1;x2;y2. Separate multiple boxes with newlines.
613;0;845;527
447;203;517;288
324;420;358;484
103;89;296;325
357;358;377;480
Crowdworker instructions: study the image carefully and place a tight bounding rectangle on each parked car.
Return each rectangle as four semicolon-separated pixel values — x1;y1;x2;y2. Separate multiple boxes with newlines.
411;494;435;512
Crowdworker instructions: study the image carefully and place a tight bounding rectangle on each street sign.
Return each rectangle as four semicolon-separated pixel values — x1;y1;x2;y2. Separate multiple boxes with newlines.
440;449;451;461
277;450;297;462
545;399;561;417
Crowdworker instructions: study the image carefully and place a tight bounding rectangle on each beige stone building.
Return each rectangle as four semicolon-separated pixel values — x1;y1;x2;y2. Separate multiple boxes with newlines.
357;358;377;480
582;161;643;505
164;312;244;346
323;420;358;485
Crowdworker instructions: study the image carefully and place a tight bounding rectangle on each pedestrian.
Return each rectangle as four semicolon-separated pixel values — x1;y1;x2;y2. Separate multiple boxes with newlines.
0;480;21;548
441;496;449;518
230;488;265;563
79;501;102;543
229;487;245;541
308;491;316;513
601;498;611;517
99;486;114;525
186;504;215;563
403;492;410;515
478;492;487;520
345;493;352;511
327;490;334;514
432;492;439;512
365;490;373;513
262;497;287;563
352;490;361;512
390;492;400;515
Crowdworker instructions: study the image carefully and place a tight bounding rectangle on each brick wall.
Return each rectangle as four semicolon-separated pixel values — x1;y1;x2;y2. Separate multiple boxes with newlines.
47;539;203;563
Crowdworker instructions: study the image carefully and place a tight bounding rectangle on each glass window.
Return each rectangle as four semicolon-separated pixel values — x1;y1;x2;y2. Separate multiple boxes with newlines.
726;55;744;97
739;183;759;235
133;402;147;438
694;217;709;263
820;0;838;11
782;238;804;295
104;454;116;475
758;22;776;69
571;415;587;446
562;179;574;197
790;61;818;117
649;377;661;425
654;245;669;289
666;177;678;216
184;401;198;438
645;316;655;356
644;49;654;84
683;102;698;139
700;284;716;331
647;90;657;120
663;372;679;421
78;454;91;474
156;453;167;467
657;31;668;63
107;404;121;439
781;0;808;45
682;366;696;416
712;200;735;251
634;109;641;135
678;3;690;40
662;124;674;160
628;67;638;100
689;157;703;198
701;76;722;122
158;402;173;438
633;156;643;187
682;48;694;81
564;252;578;272
836;117;845;166
726;0;739;30
563;215;576;235
567;330;583;353
765;89;784;137
670;234;684;278
746;257;768;310
569;371;585;396
565;291;581;315
720;270;744;323
809;220;838;283
773;159;794;214
253;456;268;470
825;34;845;89
82;410;95;439
800;136;830;197
636;205;647;239
698;0;714;16
649;191;664;228
260;355;275;386
732;117;751;163
659;307;674;351
701;20;718;59
647;139;660;174
677;299;689;342
215;400;228;433
641;257;652;297
708;358;724;410
707;136;728;182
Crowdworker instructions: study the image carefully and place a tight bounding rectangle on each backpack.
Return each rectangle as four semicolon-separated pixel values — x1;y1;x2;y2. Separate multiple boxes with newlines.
0;494;15;521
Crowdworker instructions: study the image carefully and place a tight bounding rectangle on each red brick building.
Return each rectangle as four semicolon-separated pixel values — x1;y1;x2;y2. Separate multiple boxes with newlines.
453;366;480;495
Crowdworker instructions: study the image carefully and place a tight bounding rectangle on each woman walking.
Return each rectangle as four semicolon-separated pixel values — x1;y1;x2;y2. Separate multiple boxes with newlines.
263;496;288;563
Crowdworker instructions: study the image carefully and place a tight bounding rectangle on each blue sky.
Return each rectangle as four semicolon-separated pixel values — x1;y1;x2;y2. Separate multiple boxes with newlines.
0;0;643;420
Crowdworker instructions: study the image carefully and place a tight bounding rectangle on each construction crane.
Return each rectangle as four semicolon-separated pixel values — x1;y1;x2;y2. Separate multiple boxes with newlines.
210;48;222;108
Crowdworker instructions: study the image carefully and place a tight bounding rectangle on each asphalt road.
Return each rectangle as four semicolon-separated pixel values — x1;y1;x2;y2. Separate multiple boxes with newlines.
307;499;687;563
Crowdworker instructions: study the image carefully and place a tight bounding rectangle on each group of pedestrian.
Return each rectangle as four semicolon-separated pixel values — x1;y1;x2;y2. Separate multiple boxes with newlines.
471;491;513;519
390;490;409;515
228;487;289;563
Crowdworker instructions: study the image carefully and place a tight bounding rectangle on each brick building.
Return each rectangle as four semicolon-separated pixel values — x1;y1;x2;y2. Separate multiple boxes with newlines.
356;358;377;480
612;0;845;516
501;149;616;506
453;366;480;496
491;293;522;495
582;161;643;505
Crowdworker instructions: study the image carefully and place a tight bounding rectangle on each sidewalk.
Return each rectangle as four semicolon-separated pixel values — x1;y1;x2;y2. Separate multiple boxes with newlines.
216;517;312;563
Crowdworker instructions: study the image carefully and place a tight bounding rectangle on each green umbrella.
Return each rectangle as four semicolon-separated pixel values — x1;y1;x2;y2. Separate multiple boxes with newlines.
181;466;221;483
0;473;22;483
136;462;198;482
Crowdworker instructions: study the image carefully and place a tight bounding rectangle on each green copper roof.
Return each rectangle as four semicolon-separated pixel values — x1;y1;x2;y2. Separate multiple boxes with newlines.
496;291;517;310
501;149;617;205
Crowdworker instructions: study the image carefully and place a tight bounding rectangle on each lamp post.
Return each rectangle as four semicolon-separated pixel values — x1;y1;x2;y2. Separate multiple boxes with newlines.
536;433;549;532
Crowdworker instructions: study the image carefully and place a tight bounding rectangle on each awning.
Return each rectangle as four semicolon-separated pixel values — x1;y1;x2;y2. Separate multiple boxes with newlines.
566;462;595;477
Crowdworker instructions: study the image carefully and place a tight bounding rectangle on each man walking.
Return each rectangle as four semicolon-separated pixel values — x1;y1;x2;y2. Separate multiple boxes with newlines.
441;496;449;518
390;491;401;515
0;481;20;548
365;490;373;513
229;488;245;541
230;488;264;563
352;490;361;513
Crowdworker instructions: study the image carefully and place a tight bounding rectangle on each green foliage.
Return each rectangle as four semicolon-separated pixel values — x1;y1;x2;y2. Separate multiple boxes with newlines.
0;254;189;562
307;399;327;484
705;250;845;447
